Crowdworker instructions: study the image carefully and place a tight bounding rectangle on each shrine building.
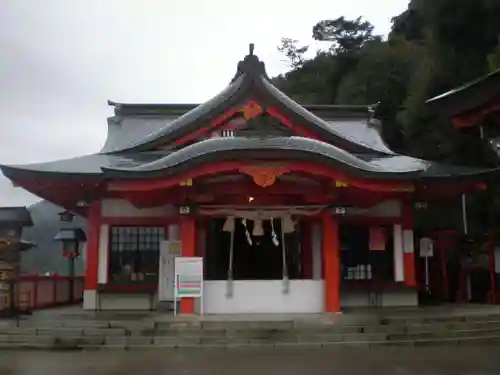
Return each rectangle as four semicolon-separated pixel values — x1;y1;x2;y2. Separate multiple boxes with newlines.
1;45;497;314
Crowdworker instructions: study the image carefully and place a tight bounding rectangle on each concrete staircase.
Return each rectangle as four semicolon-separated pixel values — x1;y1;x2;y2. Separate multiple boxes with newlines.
3;311;500;350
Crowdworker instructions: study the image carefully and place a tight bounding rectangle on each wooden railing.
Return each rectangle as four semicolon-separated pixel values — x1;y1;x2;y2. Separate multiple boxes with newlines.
0;275;84;311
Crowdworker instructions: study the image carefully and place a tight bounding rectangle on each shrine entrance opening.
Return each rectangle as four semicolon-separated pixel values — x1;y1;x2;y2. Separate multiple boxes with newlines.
205;218;302;281
200;206;325;314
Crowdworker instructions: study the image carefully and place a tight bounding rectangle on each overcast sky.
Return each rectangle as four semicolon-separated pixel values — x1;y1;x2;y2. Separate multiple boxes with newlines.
0;0;408;207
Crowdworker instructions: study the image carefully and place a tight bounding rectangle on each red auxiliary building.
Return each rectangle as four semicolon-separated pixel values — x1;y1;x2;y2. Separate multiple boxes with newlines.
1;46;497;314
427;69;500;304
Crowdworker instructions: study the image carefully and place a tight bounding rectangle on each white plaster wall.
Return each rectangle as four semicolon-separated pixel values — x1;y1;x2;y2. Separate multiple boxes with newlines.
203;280;325;314
403;229;415;254
98;293;157;310
101;199;176;217
168;224;180;240
393;224;405;282
341;290;417;308
83;290;97;310
97;224;109;284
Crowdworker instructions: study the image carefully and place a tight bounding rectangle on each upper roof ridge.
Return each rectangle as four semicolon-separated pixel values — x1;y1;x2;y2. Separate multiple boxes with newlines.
230;43;270;83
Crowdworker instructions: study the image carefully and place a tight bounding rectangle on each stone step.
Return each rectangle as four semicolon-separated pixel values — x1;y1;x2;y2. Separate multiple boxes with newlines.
17;311;500;329
2;326;500;349
1;333;500;350
6;319;500;338
375;313;500;325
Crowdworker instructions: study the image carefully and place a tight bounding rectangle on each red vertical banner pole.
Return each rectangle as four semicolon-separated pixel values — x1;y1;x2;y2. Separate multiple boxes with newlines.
180;215;196;314
84;201;101;292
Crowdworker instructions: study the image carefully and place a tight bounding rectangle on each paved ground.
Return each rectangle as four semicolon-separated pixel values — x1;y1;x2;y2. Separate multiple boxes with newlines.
0;346;499;375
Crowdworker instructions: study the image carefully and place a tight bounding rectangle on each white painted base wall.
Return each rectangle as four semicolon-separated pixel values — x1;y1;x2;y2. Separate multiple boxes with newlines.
82;286;416;311
203;280;325;314
98;293;156;310
341;290;418;308
83;290;97;310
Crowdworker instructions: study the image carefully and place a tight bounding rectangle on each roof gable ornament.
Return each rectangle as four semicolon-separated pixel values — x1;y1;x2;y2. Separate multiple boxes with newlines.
231;43;270;83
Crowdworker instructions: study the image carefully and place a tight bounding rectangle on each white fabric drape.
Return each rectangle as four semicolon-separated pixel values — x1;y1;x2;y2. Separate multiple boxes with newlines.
216;208;310;297
226;223;235;298
280;218;289;294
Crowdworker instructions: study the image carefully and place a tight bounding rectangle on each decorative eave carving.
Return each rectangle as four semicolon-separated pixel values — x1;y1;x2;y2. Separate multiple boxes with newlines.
238;165;291;187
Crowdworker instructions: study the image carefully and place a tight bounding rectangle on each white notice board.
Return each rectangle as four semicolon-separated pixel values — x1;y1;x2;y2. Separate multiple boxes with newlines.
419;237;434;258
174;257;204;315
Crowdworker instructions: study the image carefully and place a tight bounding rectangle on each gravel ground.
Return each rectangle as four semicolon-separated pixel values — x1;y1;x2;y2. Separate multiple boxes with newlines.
0;346;499;375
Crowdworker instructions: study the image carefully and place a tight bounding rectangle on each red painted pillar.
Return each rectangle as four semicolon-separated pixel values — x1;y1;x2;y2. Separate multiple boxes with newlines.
402;203;416;287
323;212;340;313
180;215;196;314
84;201;101;292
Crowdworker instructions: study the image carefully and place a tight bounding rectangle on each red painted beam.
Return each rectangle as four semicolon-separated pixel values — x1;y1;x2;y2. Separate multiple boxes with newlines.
164;101;325;149
108;161;415;193
452;102;500;129
192;181;334;196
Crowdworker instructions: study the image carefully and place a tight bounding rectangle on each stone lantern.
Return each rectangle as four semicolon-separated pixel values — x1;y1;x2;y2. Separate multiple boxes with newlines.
54;228;86;301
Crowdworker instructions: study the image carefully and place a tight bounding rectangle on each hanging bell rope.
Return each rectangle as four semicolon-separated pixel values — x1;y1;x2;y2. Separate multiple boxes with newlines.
270;217;279;247
226;218;235;299
242;219;253;245
281;217;289;294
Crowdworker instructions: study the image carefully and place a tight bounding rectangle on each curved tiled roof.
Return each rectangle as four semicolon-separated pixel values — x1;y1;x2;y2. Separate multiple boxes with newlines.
1;46;497;190
323;119;393;155
0;207;33;226
1;136;496;183
103;74;249;153
100;136;495;181
103;53;393;156
426;68;500;117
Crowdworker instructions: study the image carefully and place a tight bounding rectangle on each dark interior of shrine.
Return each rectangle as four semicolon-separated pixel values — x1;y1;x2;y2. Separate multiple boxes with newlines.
205;218;301;280
339;223;395;283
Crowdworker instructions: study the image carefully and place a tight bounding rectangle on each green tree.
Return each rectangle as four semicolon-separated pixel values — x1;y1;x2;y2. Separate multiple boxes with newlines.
277;38;309;70
487;36;500;72
335;37;420;150
312;16;381;54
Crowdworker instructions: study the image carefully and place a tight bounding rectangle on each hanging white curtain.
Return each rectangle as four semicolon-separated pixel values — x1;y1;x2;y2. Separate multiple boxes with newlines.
280;217;290;294
223;216;236;298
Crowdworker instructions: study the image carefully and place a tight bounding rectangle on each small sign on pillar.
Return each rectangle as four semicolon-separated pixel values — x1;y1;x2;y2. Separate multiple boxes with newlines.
179;206;192;215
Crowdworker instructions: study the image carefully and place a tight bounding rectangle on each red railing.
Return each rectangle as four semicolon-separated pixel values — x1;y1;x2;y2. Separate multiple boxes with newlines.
0;275;84;311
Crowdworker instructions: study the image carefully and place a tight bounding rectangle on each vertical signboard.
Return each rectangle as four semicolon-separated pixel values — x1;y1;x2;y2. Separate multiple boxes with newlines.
419;237;434;291
174;257;203;315
158;240;182;302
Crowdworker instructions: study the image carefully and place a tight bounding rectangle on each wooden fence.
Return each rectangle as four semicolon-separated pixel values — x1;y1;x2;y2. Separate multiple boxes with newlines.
0;275;84;311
